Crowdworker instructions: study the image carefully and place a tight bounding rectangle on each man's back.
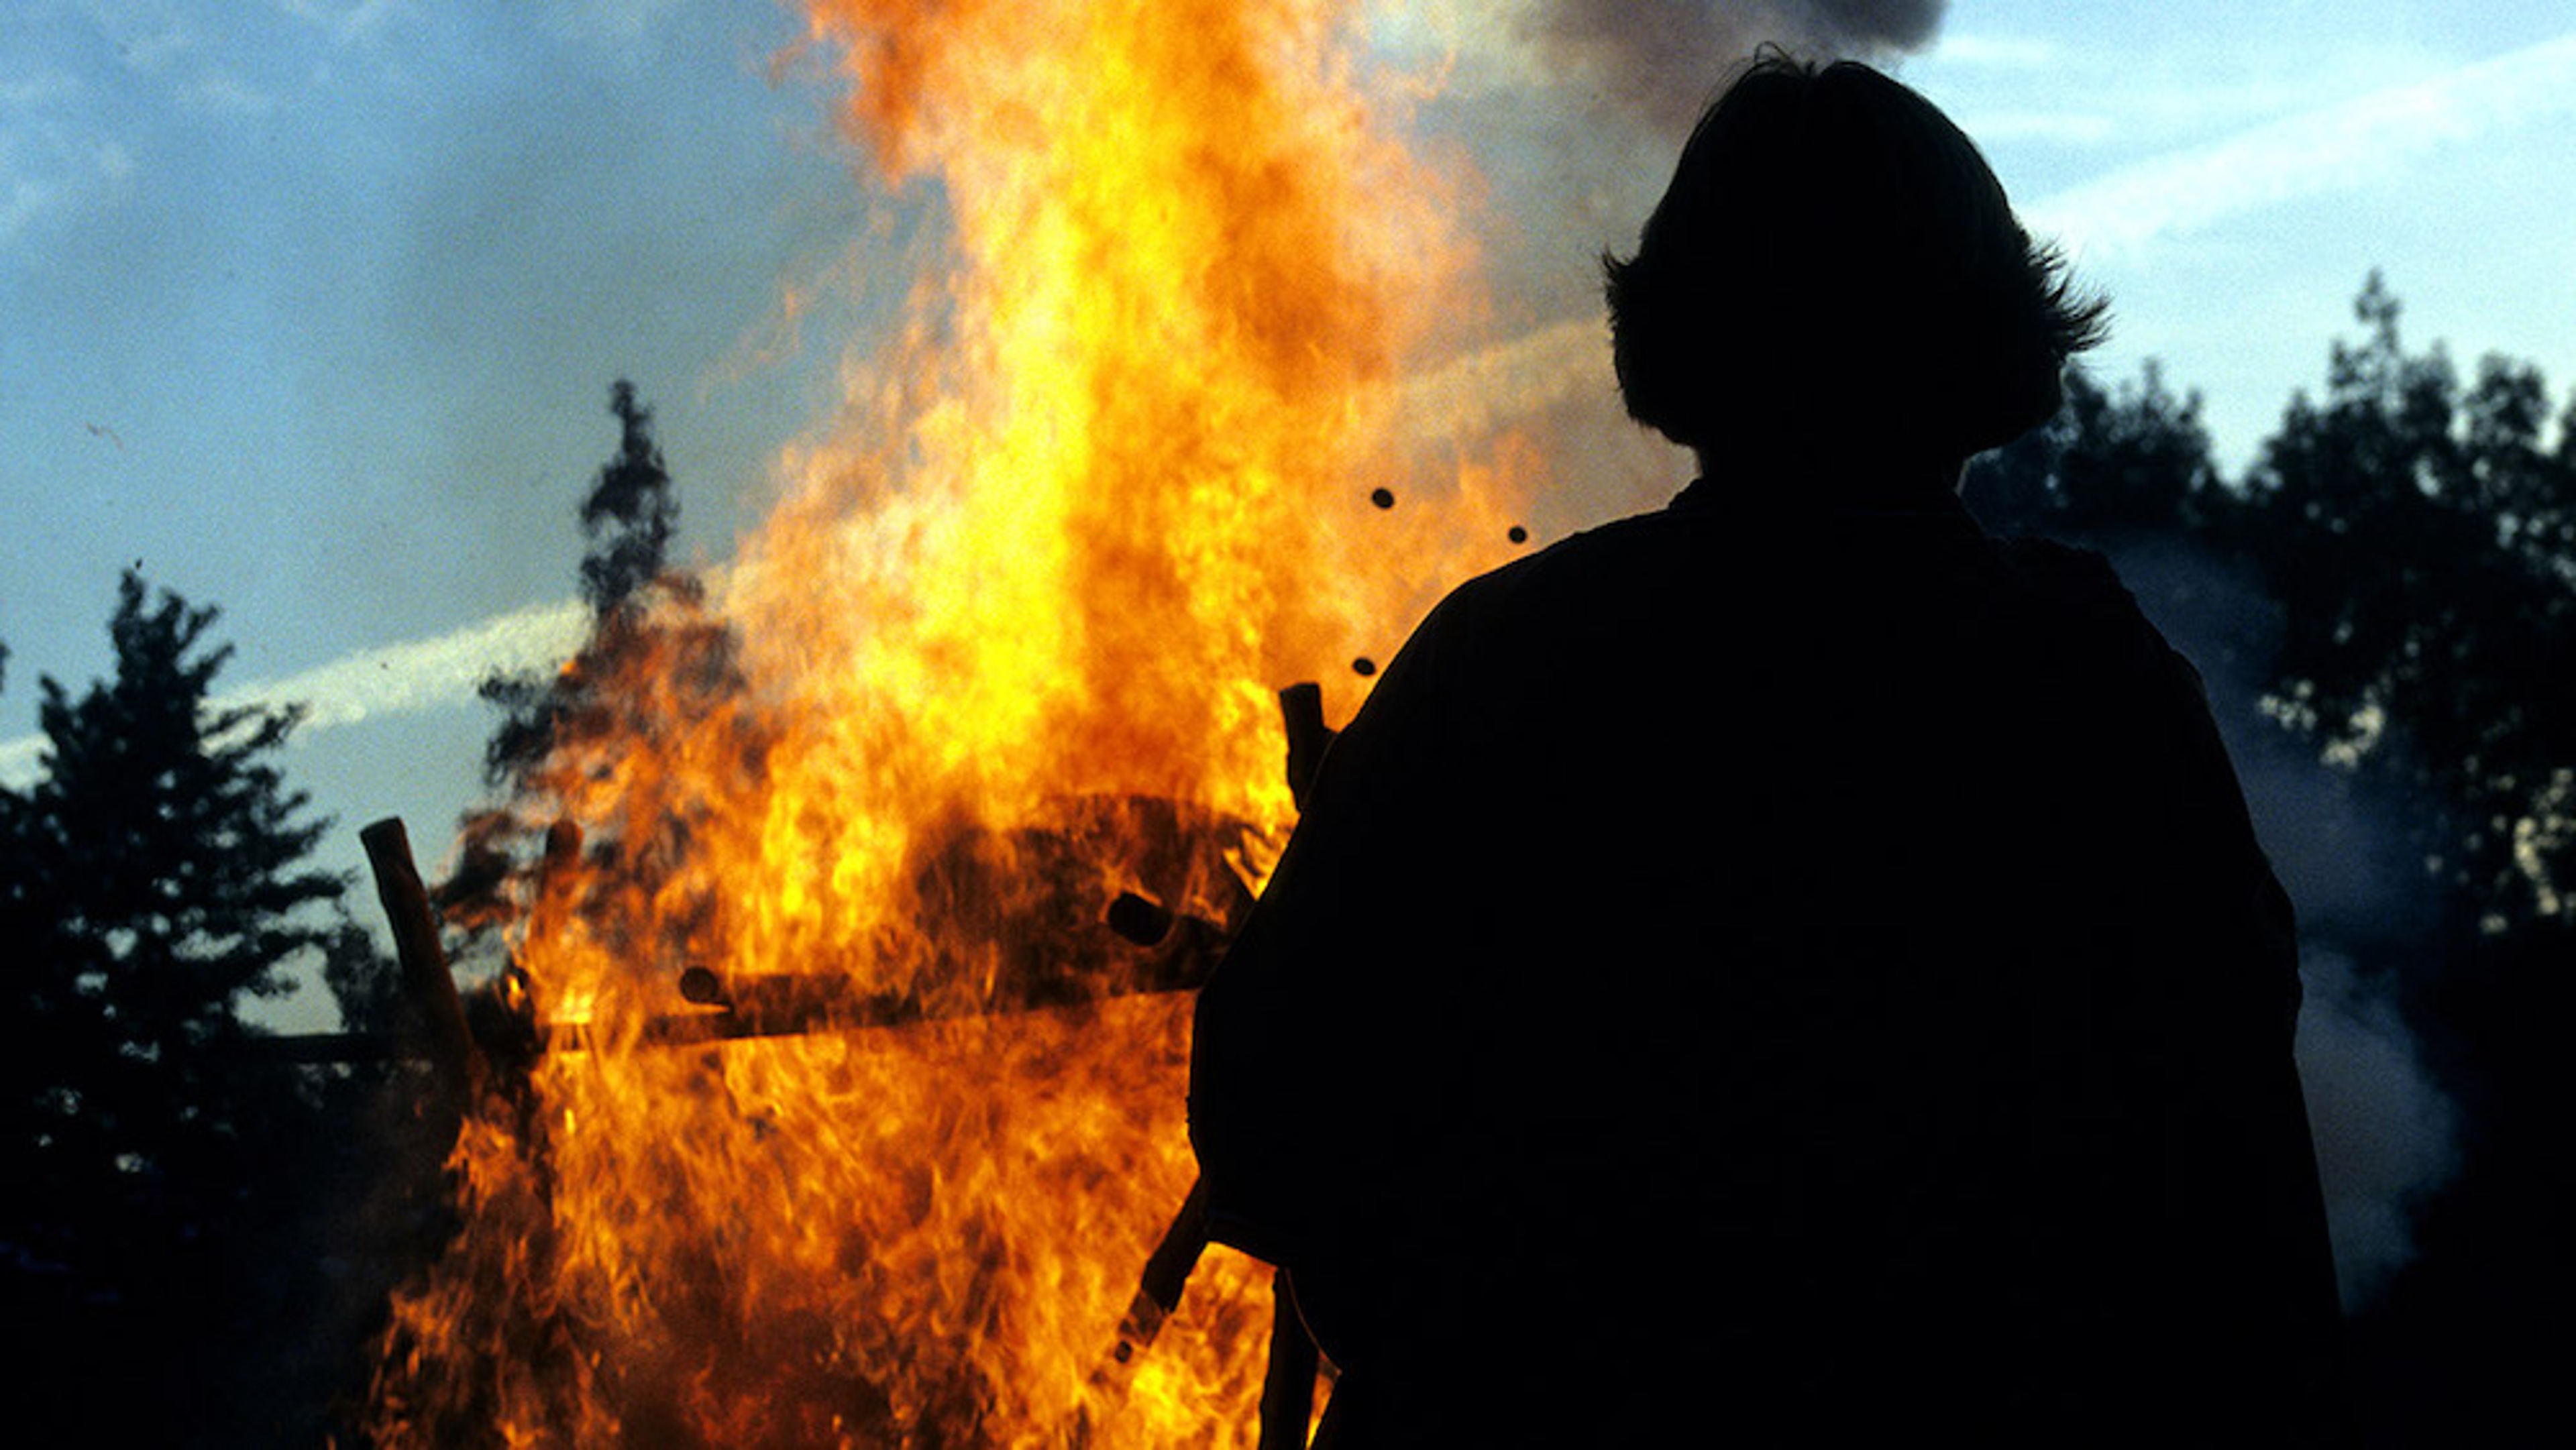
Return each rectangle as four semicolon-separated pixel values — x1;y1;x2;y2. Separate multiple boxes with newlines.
1191;480;2343;1443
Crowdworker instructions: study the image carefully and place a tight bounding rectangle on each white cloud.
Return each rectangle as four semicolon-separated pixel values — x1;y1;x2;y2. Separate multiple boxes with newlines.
0;125;134;251
235;599;591;734
0;72;83;109
1929;34;2061;70
0;174;58;245
272;0;411;45
180;70;279;116
0;74;83;245
0;599;588;789
2025;32;2576;262
1951;108;2115;146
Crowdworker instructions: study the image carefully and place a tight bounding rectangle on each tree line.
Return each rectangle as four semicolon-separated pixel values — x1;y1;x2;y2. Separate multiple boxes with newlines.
1962;273;2568;1445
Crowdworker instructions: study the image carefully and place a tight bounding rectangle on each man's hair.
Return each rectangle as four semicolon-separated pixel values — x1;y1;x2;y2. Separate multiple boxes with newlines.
1603;54;2108;461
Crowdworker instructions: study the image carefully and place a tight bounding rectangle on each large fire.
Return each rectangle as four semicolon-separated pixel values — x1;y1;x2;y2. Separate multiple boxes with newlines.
365;2;1530;1445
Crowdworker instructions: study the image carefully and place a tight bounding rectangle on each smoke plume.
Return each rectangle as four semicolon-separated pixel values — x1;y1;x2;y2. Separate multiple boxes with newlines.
2292;952;2460;1306
1520;0;1949;132
2100;533;2460;1309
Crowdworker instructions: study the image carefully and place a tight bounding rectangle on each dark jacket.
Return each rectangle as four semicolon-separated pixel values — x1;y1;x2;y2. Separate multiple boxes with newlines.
1189;478;2345;1445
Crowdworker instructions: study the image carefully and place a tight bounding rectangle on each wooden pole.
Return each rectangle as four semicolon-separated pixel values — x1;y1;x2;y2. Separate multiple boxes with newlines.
1278;683;1334;811
361;816;482;1101
1255;1271;1320;1450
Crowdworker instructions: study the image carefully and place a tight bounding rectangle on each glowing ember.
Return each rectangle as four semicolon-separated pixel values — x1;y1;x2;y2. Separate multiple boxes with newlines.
365;3;1529;1444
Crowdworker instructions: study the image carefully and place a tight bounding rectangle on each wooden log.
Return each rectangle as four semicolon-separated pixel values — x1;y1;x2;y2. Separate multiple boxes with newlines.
557;933;1230;1052
1097;1177;1213;1366
1072;1178;1216;1441
236;932;1231;1063
362;816;483;1099
1278;682;1335;811
1085;681;1339;1433
268;785;1246;1064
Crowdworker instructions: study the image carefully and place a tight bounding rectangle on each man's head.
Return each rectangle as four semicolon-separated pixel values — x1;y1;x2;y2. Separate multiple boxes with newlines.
1604;55;2106;473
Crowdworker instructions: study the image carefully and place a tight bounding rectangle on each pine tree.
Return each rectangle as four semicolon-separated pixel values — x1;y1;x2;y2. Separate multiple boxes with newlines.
1;570;351;1441
578;378;681;618
450;380;752;949
472;378;698;799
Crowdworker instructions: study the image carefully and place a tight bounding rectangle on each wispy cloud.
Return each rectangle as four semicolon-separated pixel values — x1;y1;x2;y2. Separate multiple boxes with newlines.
0;176;56;246
0;125;133;250
271;0;411;46
179;70;278;115
1929;33;2061;70
0;73;76;245
2025;32;2576;260
1951;108;2115;146
0;72;82;109
0;600;586;788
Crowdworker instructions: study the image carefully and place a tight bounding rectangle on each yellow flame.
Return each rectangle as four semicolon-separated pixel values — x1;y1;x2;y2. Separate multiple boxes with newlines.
367;3;1533;1443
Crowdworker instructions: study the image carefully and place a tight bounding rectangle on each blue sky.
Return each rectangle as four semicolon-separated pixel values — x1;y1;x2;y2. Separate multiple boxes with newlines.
5;1;2573;1025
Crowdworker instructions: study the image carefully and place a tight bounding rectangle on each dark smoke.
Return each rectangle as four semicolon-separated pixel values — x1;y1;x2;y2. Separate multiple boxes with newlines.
2293;951;2459;1307
1521;1;1949;133
1803;0;1946;49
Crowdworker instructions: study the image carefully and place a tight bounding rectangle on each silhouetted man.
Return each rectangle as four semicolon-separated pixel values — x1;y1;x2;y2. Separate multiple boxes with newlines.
1191;56;2345;1446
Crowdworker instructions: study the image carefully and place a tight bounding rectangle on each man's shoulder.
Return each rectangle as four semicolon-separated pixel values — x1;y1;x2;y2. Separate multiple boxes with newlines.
1992;534;2129;604
1989;535;2178;647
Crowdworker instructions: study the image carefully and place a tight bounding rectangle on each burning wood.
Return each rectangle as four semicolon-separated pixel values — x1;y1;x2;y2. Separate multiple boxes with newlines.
284;803;1249;1067
356;0;1534;1440
335;685;1332;1443
606;880;1236;1050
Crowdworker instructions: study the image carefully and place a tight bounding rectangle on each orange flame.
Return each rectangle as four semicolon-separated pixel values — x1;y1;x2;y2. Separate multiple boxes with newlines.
367;3;1531;1443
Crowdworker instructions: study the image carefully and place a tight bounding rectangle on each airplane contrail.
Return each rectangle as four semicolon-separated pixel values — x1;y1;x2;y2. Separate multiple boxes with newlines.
9;35;2565;784
0;327;1617;788
0;598;587;787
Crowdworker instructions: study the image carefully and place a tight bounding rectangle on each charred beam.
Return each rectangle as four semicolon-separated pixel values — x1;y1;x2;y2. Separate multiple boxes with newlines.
252;891;1233;1062
578;931;1230;1051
